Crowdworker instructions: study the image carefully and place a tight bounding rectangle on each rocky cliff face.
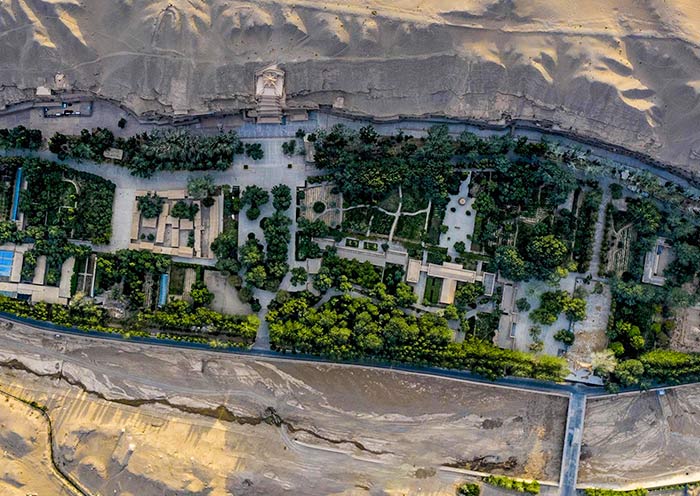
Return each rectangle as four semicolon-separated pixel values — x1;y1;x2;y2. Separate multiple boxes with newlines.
1;0;700;173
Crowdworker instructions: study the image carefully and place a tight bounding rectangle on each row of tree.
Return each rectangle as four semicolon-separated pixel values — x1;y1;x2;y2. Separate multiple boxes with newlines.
48;129;264;178
0;126;42;150
267;292;567;381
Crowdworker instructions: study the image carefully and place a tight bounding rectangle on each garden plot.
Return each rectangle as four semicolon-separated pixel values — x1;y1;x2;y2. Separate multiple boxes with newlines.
0;158;20;221
671;306;700;352
567;281;611;374
300;183;342;227
508;276;578;357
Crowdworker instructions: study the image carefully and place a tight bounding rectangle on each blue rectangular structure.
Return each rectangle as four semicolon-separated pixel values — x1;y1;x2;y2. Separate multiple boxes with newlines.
158;273;169;307
0;250;14;278
10;167;22;222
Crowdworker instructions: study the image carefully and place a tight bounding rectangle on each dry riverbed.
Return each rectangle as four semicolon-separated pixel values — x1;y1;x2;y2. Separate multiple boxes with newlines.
581;385;700;489
0;320;567;495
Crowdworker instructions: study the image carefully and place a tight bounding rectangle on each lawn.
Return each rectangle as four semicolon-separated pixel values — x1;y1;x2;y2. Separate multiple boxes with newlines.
395;213;426;241
426;203;446;245
169;264;187;296
369;208;394;236
364;241;379;251
342;207;370;234
424;276;443;305
401;186;429;213
378;189;400;212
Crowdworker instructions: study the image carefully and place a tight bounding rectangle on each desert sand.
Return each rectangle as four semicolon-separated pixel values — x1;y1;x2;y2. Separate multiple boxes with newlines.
0;319;568;495
581;385;700;489
1;1;700;176
0;391;75;495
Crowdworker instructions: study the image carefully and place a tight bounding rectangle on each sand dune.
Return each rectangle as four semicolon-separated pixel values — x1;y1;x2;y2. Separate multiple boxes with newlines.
1;0;700;174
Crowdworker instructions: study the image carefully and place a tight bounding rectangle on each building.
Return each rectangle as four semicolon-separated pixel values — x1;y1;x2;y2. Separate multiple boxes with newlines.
406;259;496;305
642;237;674;286
254;65;285;124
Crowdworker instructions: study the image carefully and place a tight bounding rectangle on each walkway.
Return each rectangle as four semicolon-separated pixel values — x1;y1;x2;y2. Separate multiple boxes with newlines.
442;173;475;255
588;187;612;278
559;391;586;496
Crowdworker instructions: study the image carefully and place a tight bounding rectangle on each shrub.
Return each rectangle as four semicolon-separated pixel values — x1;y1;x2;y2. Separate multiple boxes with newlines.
245;142;264;160
457;483;480;496
483;475;539;495
609;183;623;200
281;139;296;156
137;193;164;219
246;206;261;221
313;201;326;214
171;200;199;221
554;329;575;346
584;489;647;496
516;297;531;312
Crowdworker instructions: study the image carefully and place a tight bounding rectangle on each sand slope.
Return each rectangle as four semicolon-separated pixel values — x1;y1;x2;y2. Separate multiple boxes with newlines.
1;1;700;174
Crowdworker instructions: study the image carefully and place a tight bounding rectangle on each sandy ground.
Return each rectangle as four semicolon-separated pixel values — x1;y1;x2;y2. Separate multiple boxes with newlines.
672;307;700;353
0;319;568;495
581;385;700;489
2;1;700;176
0;391;74;496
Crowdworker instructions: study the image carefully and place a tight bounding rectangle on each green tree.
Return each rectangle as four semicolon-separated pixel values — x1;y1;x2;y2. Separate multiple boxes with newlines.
271;184;292;211
245;142;264;160
554;329;575;346
137;192;164;219
246;206;261;220
246;265;267;288
527;235;567;269
454;282;484;311
190;281;214;308
627;198;660;236
187;175;216;199
563;297;587;321
443;304;459;320
281;139;296;156
290;267;308;286
516;297;531;312
395;282;417;307
241;185;269;208
614;359;645;386
494;246;527;281
171;200;199;221
313;270;333;292
239;238;264;267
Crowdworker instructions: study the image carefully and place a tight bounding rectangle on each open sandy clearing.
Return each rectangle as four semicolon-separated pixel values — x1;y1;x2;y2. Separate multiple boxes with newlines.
0;391;74;496
0;319;567;495
580;385;700;489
